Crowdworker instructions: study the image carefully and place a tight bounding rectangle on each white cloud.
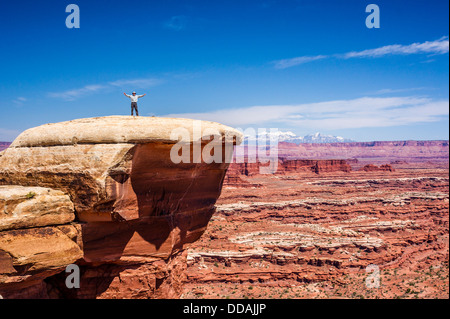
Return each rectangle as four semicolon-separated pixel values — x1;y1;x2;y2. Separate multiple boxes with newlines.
12;96;27;105
273;36;449;69
163;16;187;31
274;55;327;69
164;96;449;130
343;36;449;58
48;77;162;101
48;84;106;101
373;87;432;95
109;78;163;88
165;104;300;126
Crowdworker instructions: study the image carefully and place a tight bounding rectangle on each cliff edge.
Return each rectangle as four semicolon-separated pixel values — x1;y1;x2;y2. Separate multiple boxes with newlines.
0;116;242;299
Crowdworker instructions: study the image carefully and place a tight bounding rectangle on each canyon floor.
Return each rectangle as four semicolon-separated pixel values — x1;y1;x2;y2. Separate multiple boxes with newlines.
181;160;449;299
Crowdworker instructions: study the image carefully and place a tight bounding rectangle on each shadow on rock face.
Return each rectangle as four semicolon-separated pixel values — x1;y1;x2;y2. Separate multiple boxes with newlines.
80;142;228;265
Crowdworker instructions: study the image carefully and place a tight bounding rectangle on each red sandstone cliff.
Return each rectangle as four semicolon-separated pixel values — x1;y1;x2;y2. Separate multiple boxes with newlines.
275;140;449;162
223;158;353;187
227;158;352;177
0;116;242;299
360;164;395;172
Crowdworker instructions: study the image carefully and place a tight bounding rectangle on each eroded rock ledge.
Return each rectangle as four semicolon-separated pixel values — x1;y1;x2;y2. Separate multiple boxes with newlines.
0;116;242;298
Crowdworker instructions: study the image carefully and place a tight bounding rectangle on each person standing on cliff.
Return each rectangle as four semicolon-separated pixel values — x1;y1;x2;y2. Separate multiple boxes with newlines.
123;91;146;116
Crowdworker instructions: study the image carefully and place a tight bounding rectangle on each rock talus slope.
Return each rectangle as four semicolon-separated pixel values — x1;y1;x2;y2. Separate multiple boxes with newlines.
0;116;242;298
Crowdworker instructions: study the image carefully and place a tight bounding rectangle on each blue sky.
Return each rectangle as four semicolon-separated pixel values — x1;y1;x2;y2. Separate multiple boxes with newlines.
0;0;448;141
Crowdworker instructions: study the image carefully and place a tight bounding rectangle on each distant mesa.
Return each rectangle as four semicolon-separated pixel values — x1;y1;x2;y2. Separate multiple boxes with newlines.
244;131;354;144
391;160;408;165
274;139;449;164
0;142;10;152
359;164;395;172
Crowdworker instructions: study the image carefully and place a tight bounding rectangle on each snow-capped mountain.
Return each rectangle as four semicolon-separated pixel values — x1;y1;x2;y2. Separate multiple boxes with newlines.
300;132;354;144
244;130;299;142
244;131;354;144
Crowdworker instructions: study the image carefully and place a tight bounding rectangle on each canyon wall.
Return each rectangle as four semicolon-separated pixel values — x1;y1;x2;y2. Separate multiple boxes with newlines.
183;165;449;299
359;164;395;172
0;116;242;298
227;159;352;176
224;159;353;187
275;140;449;162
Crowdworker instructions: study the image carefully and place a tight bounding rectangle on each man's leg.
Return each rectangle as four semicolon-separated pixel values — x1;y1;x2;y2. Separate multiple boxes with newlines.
131;102;138;116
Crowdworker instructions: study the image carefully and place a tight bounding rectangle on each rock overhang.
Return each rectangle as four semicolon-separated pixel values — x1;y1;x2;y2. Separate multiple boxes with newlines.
0;116;243;222
0;116;242;273
9;116;243;148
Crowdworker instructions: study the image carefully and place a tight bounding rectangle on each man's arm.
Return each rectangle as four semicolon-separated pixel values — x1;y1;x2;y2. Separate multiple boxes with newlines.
123;92;130;98
138;94;146;98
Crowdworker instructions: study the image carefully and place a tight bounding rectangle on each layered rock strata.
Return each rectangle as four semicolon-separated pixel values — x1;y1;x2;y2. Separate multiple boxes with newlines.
360;164;395;172
275;140;449;161
227;159;352;177
183;166;449;299
0;116;242;298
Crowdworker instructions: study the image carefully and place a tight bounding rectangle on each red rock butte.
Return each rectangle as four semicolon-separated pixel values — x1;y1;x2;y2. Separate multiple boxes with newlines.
0;116;243;299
